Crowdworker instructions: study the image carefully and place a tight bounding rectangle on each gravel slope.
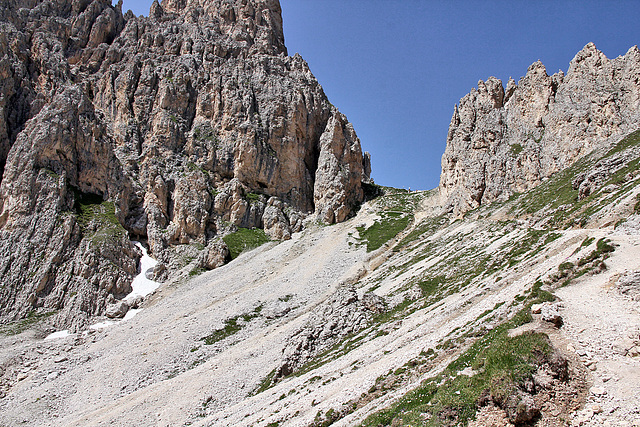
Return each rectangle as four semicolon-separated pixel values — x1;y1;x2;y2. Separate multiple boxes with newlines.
1;197;639;427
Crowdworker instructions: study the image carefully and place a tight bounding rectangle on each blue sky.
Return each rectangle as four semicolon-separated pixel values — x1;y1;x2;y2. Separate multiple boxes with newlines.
119;0;640;190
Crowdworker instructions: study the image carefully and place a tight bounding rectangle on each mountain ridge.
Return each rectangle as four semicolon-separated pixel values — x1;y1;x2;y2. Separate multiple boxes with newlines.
440;42;640;216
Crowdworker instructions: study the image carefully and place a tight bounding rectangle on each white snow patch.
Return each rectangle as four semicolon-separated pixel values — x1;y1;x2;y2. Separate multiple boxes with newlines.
123;308;142;321
125;242;160;302
88;243;158;330
45;330;73;340
90;320;114;330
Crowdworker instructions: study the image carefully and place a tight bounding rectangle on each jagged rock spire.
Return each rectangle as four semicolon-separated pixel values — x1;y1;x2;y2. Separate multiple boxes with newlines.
440;43;640;215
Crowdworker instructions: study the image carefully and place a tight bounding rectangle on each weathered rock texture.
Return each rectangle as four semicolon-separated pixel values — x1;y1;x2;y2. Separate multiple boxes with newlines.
0;0;369;330
440;43;640;215
275;285;385;380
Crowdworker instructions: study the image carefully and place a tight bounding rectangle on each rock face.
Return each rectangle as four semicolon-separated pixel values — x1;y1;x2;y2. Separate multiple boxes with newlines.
440;43;640;215
0;0;370;330
275;286;385;380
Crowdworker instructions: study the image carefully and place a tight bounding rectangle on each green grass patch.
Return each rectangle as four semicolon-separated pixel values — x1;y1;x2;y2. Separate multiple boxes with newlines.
605;128;640;157
253;368;278;396
0;310;56;336
201;305;263;345
186;162;207;174
356;212;412;252
365;188;428;215
510;143;523;156
246;192;262;204
193;124;218;143
530;280;555;304
278;294;294;303
189;267;206;277
418;276;446;298
360;308;550;427
558;261;573;271
581;236;595;247
222;228;271;259
576;238;614;267
74;191;127;246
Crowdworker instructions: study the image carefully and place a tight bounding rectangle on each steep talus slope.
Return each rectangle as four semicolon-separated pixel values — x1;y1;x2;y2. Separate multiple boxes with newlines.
0;126;638;426
0;0;369;330
440;43;640;215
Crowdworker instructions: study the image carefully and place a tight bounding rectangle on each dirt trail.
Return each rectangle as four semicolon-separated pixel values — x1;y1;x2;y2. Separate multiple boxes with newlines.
555;231;640;426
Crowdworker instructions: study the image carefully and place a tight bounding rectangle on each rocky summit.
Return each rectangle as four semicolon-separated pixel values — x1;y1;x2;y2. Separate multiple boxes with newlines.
0;0;370;330
440;43;640;216
1;2;640;427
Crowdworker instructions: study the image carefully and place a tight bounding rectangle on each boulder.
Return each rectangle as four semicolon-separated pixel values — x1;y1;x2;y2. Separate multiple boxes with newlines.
540;303;563;327
105;300;130;319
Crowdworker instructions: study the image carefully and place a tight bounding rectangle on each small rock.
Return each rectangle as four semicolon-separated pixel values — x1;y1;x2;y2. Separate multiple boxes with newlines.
47;372;59;381
263;302;291;319
614;345;628;356
541;303;563;327
600;184;619;193
150;263;166;281
128;295;144;309
591;404;603;414
531;303;543;314
590;386;606;396
503;391;539;424
458;366;477;377
54;356;67;363
583;409;594;420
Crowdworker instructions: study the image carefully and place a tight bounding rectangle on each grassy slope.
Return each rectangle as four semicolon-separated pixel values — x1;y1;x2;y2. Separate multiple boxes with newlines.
248;130;638;427
351;130;640;426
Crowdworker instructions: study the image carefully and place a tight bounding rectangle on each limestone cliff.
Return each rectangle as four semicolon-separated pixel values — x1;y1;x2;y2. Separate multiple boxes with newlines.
440;43;640;215
0;0;370;330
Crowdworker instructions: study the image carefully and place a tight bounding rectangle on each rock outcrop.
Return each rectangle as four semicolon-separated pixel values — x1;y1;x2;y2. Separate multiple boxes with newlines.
440;43;640;215
275;286;385;380
0;0;370;330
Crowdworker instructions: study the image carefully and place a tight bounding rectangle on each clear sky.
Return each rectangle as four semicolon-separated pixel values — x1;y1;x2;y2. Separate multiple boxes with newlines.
119;0;640;190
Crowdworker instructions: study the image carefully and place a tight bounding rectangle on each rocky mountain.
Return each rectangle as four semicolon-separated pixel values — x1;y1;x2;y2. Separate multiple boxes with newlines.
0;2;639;426
440;43;640;215
0;0;370;330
